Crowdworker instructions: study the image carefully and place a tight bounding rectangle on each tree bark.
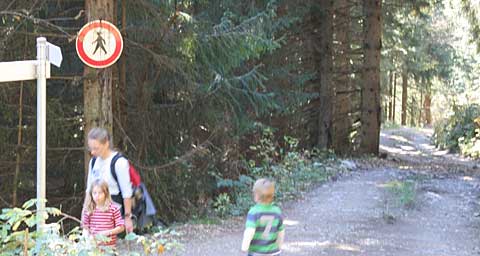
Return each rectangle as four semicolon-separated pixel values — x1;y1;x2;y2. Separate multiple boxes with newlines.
83;0;117;179
359;0;382;155
418;87;423;126
332;0;353;155
401;68;408;126
424;89;432;125
113;0;128;152
393;72;396;123
388;71;393;121
13;28;29;207
13;81;24;207
410;95;416;126
316;0;334;149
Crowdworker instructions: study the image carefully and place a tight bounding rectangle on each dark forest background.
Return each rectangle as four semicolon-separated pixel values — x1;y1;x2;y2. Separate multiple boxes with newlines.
2;0;480;223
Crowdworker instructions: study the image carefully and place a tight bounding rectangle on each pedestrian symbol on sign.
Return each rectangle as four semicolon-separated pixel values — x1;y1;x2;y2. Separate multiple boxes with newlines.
93;31;107;55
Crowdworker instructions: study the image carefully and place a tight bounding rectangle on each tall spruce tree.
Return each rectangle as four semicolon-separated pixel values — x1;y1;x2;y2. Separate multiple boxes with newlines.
332;0;353;154
359;0;382;154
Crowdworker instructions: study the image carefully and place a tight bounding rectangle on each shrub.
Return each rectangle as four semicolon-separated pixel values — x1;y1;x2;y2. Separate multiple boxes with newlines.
213;193;232;218
213;127;338;218
433;104;480;158
385;180;416;208
0;199;181;255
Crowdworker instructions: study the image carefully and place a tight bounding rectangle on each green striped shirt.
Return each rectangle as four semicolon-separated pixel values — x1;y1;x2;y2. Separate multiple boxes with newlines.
245;203;284;255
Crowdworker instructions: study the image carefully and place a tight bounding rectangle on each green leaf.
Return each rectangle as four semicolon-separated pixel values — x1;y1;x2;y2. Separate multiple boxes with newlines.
24;215;36;227
12;221;21;231
125;232;138;241
45;207;61;216
22;199;36;209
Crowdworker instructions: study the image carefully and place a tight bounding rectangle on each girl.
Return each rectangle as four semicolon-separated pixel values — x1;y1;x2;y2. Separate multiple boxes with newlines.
82;179;125;247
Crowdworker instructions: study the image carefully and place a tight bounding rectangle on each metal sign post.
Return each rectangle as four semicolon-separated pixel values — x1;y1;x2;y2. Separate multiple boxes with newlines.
36;37;47;231
0;37;61;233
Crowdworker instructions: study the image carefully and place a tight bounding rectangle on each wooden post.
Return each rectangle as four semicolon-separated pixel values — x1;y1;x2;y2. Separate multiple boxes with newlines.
23;228;29;256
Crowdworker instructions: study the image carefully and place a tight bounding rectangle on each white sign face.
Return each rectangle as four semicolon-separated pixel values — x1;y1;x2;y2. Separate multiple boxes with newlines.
0;60;50;82
46;42;63;67
76;20;123;68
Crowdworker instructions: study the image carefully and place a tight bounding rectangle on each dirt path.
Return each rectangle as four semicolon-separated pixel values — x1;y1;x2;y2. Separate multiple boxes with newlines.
162;128;480;256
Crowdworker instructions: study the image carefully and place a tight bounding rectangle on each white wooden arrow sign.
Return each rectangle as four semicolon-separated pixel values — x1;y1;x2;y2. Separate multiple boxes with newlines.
0;37;62;233
0;60;50;82
0;40;61;82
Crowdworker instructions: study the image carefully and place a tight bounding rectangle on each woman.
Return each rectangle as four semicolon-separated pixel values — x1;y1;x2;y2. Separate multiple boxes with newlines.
83;127;134;233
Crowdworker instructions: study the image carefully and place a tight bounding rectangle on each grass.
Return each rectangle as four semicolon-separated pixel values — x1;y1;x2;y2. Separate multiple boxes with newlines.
187;216;221;225
384;180;417;208
382;121;402;130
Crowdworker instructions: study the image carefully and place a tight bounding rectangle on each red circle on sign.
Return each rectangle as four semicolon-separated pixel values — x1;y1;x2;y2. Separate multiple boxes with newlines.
76;20;123;68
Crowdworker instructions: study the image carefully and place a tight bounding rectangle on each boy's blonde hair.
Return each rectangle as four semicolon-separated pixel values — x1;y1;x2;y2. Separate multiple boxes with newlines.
253;178;275;203
85;179;113;214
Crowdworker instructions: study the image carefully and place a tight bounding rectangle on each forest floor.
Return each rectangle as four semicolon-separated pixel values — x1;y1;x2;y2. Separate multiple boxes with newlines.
130;127;480;256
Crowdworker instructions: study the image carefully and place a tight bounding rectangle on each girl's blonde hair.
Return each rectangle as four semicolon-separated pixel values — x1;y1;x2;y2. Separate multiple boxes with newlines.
87;127;112;149
85;179;113;214
253;178;275;203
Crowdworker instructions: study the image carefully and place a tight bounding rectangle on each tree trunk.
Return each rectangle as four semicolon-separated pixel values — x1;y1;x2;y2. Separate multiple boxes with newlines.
13;29;29;206
418;87;423;126
393;72;396;123
359;0;382;155
388;71;393;121
401;69;408;126
316;0;334;149
384;101;388;123
13;82;24;207
410;95;416;126
332;0;352;155
424;90;432;126
113;0;128;152
83;0;117;179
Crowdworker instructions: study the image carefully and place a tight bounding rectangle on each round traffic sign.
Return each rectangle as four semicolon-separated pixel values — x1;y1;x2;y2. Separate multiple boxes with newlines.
76;20;123;69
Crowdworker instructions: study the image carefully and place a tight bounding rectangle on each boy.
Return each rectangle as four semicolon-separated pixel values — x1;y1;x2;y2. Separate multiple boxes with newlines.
241;178;285;256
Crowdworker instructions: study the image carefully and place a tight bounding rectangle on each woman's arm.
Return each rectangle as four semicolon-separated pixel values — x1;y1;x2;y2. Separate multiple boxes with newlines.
115;158;134;232
114;158;133;198
123;197;133;232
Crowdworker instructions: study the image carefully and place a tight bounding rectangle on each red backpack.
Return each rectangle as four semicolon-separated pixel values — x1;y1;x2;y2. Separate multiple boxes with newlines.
112;153;141;187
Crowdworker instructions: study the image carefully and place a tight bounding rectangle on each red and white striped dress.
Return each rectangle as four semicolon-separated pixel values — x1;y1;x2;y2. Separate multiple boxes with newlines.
82;203;124;246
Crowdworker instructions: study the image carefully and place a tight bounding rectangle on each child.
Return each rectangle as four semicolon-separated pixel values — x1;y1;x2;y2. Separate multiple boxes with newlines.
241;178;285;256
82;179;125;247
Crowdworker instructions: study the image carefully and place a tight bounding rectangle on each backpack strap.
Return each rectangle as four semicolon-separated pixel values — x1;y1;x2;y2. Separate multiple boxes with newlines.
90;157;97;170
110;152;123;188
110;153;128;212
